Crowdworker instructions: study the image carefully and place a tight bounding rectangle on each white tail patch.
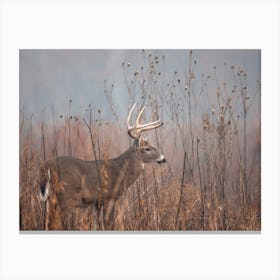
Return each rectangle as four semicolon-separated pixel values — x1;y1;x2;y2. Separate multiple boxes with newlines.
157;154;165;162
39;169;51;202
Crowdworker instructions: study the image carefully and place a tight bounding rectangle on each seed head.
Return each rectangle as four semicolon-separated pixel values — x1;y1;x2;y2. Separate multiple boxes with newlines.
190;72;195;80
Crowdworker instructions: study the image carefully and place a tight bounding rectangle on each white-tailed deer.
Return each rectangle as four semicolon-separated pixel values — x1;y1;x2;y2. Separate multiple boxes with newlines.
39;103;166;230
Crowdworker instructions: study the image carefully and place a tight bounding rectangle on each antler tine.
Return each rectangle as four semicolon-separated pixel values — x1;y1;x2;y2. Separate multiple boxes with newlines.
136;120;163;135
135;106;145;128
127;103;163;139
127;103;138;139
135;106;163;134
127;103;136;129
151;110;157;122
136;119;163;129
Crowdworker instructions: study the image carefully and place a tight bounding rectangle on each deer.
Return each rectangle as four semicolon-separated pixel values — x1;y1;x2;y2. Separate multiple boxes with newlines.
38;103;166;230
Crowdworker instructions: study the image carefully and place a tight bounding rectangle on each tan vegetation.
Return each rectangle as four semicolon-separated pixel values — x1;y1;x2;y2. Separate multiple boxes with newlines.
20;50;261;231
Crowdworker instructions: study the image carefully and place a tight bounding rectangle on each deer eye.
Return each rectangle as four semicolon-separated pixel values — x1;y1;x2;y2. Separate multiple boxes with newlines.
144;147;151;151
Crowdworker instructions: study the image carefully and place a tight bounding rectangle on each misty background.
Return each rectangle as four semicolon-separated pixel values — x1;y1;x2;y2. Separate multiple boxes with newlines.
19;49;260;125
19;49;262;231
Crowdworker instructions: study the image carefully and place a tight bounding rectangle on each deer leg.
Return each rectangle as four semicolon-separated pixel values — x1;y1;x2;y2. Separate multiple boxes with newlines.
114;198;125;231
103;199;116;230
91;205;99;230
97;204;105;230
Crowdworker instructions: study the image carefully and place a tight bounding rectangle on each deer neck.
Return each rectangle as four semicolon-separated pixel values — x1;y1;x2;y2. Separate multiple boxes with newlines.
116;147;143;178
110;147;143;196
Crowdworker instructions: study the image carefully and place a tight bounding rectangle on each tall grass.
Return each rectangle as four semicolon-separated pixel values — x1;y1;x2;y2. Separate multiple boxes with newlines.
19;50;261;231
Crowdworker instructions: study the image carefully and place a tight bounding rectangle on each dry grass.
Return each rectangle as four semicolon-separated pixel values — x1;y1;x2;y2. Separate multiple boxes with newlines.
19;50;261;231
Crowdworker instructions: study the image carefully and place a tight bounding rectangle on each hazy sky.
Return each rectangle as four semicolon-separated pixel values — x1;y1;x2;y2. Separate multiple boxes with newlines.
19;49;260;122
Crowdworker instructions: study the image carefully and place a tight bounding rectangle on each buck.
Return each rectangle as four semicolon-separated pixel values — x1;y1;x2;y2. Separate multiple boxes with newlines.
39;103;166;230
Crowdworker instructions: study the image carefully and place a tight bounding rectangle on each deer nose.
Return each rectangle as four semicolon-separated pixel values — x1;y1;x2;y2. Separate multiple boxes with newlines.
157;154;167;164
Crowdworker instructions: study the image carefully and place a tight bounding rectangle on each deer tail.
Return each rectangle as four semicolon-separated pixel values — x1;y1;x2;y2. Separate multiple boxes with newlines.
39;168;51;202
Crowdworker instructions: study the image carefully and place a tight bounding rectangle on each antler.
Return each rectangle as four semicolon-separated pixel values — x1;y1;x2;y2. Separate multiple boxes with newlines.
127;103;163;139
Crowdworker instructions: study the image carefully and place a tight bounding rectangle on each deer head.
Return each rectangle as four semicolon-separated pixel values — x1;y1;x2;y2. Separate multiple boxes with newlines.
127;103;166;164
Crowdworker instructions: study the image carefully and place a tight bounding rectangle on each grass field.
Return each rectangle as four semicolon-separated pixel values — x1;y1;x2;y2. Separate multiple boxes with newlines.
19;50;261;231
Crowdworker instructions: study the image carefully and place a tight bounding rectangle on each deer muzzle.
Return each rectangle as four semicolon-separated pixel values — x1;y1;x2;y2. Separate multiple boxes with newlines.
157;154;167;164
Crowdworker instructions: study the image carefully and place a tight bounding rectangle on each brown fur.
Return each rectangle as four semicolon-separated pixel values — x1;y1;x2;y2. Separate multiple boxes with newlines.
39;138;166;230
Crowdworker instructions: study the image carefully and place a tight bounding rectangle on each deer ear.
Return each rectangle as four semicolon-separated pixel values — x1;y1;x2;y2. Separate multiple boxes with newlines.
138;137;149;147
142;136;148;142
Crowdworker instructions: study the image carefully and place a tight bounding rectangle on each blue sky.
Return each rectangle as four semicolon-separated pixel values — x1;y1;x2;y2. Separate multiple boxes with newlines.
19;49;260;122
